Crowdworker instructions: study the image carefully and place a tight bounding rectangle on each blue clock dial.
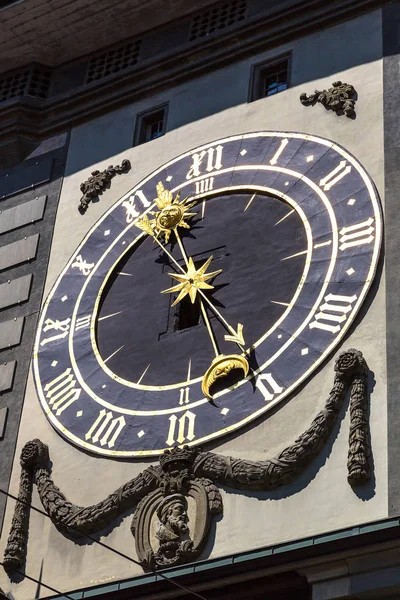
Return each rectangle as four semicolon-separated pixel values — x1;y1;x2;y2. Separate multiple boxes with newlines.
33;132;382;457
96;191;307;387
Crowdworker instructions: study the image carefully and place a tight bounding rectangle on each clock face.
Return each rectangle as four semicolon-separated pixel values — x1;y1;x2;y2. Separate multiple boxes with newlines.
34;131;382;457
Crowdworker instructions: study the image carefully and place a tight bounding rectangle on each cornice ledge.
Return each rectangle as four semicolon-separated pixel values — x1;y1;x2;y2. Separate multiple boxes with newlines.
0;0;388;146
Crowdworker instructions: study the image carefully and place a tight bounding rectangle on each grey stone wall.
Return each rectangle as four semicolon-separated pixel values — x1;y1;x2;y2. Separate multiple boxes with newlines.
0;133;69;536
0;9;387;598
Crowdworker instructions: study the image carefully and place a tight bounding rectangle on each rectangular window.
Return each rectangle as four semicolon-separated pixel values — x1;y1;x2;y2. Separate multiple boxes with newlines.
134;104;168;146
249;54;291;102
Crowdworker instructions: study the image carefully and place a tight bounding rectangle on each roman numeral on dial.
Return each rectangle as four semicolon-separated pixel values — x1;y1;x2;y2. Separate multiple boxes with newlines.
195;177;214;195
44;368;81;416
166;410;196;446
85;409;126;448
186;145;224;179
319;161;351;191
270;138;288;165
75;315;91;331
122;189;151;224
40;317;71;346
309;293;357;334
339;218;375;251
255;373;283;402
179;387;190;405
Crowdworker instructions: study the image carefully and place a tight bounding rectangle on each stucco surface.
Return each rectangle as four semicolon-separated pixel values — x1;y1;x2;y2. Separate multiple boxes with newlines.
0;10;387;598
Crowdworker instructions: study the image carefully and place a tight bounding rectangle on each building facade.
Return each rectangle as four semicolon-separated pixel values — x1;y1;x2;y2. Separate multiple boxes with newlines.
0;0;399;598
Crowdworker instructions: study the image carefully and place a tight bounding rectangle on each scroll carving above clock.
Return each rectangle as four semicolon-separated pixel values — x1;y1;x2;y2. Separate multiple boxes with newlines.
78;159;131;214
300;81;357;117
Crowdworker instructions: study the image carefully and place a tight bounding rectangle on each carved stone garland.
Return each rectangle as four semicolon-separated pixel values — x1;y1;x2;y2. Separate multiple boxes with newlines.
78;159;131;214
300;81;356;117
3;349;370;573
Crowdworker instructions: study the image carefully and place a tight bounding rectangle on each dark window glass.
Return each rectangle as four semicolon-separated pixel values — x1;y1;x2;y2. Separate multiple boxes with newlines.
177;294;201;330
134;105;168;146
262;66;288;97
250;56;290;102
146;117;164;142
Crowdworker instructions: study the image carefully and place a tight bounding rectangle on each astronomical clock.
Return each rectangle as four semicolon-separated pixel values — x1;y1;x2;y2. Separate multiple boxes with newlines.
32;131;381;457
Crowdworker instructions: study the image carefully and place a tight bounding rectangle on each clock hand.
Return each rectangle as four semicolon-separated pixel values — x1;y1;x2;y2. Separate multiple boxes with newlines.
197;292;245;350
174;227;190;268
160;248;250;399
173;228;220;356
135;197;245;351
171;233;250;399
138;219;246;351
173;228;246;352
153;233;186;273
200;300;219;357
161;254;222;306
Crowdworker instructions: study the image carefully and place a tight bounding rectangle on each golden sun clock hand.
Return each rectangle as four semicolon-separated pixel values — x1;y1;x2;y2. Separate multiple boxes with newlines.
136;181;197;243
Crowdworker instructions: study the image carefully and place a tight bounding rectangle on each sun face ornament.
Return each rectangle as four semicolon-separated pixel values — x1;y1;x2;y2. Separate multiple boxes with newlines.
136;181;197;243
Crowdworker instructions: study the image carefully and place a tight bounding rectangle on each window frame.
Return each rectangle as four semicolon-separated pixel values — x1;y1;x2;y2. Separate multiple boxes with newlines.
133;102;169;147
248;53;292;102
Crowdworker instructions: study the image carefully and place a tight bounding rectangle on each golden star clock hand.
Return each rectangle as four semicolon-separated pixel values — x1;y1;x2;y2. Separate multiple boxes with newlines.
136;210;246;351
173;227;246;352
159;249;249;399
173;227;221;355
149;227;221;356
161;254;222;306
160;250;222;359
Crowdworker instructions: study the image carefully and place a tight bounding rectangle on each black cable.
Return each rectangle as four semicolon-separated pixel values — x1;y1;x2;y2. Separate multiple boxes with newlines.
0;488;207;600
0;560;76;600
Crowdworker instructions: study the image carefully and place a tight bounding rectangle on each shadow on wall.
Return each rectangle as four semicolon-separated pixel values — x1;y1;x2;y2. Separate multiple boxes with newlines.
15;9;384;177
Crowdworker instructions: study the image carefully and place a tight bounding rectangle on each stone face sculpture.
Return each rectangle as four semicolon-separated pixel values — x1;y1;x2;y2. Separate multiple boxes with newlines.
4;349;371;573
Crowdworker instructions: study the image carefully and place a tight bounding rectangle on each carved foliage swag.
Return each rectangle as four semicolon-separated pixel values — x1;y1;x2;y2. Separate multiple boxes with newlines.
3;349;371;572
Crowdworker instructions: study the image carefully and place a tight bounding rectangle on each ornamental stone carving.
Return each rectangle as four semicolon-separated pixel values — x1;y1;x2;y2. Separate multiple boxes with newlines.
300;81;356;117
78;159;131;213
3;349;371;574
131;446;222;568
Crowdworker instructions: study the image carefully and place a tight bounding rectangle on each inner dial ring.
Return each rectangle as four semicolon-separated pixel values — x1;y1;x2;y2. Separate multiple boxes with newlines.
89;183;313;392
